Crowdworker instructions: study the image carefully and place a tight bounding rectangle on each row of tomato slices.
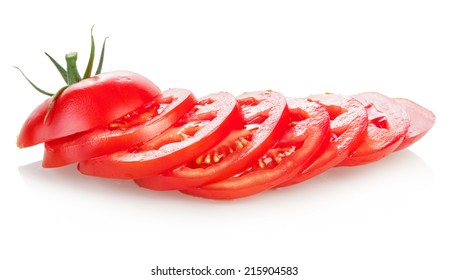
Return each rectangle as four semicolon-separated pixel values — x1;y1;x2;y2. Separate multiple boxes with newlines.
18;74;435;199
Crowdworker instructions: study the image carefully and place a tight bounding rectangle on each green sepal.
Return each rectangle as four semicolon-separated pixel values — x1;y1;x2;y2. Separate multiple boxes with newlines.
44;85;68;124
95;36;108;75
83;25;96;79
13;66;54;96
45;52;68;84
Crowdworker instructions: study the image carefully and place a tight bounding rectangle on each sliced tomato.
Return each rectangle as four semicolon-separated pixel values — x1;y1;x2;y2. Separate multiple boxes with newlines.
394;98;435;151
43;88;196;167
78;92;242;179
178;97;330;199
135;90;290;191
17;71;161;148
279;94;368;186
339;92;410;166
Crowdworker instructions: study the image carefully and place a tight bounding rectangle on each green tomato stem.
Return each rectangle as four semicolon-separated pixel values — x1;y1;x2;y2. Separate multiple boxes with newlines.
17;27;108;124
65;52;82;85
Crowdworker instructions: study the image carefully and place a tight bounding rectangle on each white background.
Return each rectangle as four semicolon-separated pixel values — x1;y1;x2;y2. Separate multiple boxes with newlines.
1;1;448;279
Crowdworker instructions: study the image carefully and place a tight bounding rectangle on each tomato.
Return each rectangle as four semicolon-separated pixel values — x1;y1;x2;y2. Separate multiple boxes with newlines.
43;88;196;167
78;92;242;179
339;92;410;166
278;94;369;187
135;90;290;191
17;71;160;148
178;97;330;199
394;98;435;151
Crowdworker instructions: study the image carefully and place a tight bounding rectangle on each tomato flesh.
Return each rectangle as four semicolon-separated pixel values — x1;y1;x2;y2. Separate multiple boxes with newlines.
279;94;368;186
17;71;161;148
394;98;435;151
179;97;330;199
135;90;290;191
78;92;242;179
339;92;410;166
43;88;196;167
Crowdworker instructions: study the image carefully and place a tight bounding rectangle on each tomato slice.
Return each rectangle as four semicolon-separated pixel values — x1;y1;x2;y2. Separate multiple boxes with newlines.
135;90;290;191
78;92;242;179
339;92;411;166
43;88;196;167
17;71;161;148
177;97;330;200
394;98;435;151
279;94;368;186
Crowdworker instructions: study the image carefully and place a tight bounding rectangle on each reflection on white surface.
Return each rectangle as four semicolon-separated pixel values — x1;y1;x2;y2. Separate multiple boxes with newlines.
17;149;433;216
18;161;198;203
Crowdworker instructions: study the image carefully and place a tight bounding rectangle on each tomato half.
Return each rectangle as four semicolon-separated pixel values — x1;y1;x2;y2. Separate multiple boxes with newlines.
43;88;196;167
279;94;368;186
178;97;330;199
78;92;242;179
339;92;410;166
394;98;435;151
135;90;290;191
17;71;160;148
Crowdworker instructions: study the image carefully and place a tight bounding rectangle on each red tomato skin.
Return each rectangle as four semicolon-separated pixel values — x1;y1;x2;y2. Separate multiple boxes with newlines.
394;98;435;151
42;88;196;167
339;92;411;166
78;92;243;179
180;97;331;200
279;94;368;186
136;90;291;191
17;71;161;148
